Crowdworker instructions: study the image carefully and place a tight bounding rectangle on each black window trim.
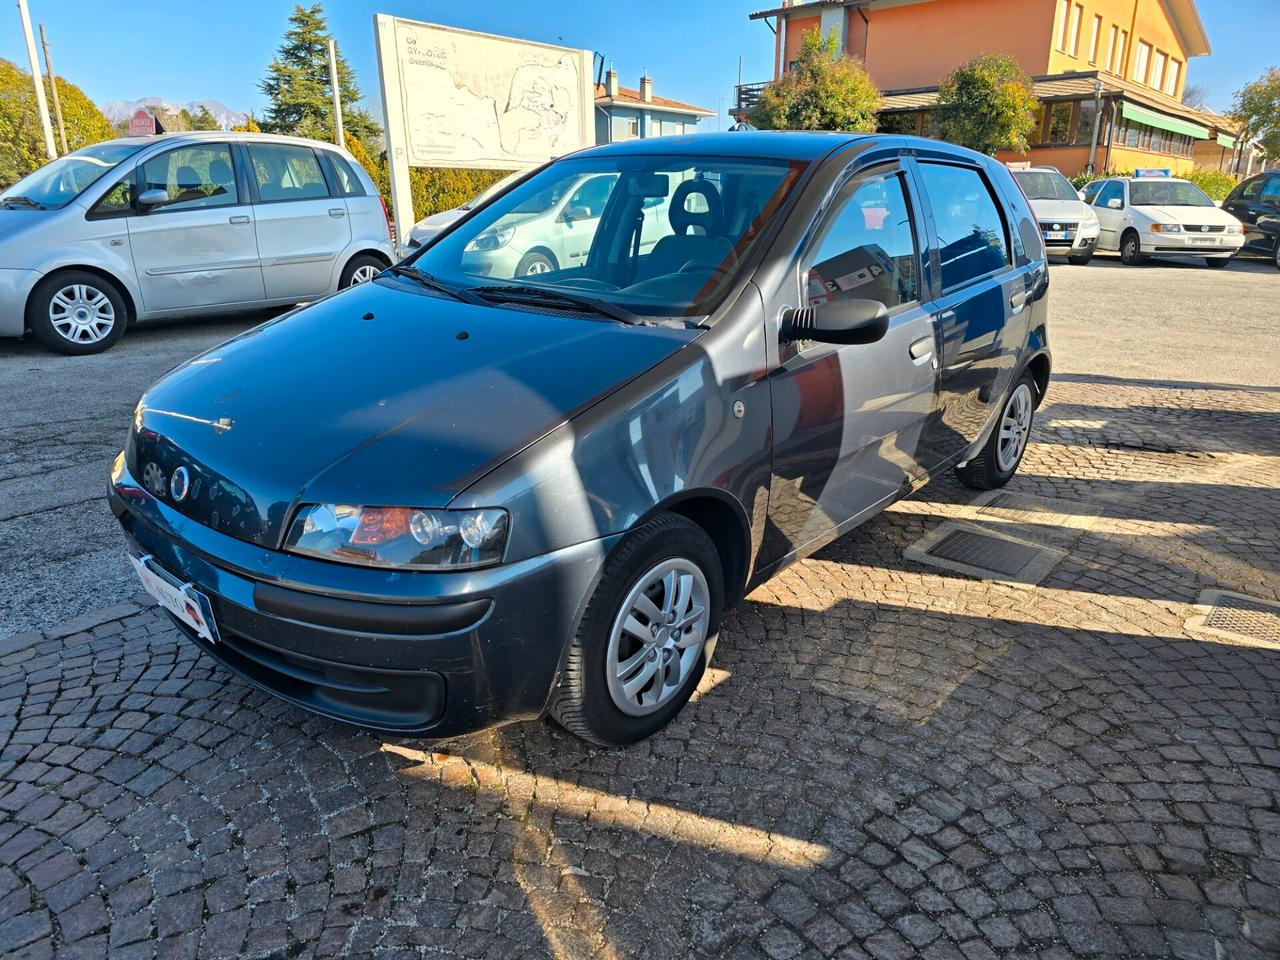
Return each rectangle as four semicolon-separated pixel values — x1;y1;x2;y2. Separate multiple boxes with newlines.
132;141;246;217
915;159;1015;295
242;141;336;206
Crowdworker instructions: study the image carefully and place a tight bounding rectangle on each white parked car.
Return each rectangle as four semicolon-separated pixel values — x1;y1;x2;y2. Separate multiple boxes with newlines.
405;170;527;250
1081;174;1245;268
0;131;394;354
1010;166;1100;265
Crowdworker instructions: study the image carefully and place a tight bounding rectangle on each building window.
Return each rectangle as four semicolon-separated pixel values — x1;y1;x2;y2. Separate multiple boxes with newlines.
1068;4;1084;56
1048;102;1074;144
1073;99;1099;145
1166;60;1181;96
1116;30;1128;74
1106;25;1118;72
1089;15;1103;64
1134;41;1151;84
1056;0;1070;52
1152;50;1168;91
624;117;639;139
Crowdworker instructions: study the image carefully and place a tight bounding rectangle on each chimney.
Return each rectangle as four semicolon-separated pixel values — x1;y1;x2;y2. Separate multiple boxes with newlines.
605;67;618;98
639;72;653;103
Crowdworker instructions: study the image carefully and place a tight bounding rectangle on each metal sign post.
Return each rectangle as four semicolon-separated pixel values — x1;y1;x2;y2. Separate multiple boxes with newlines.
327;37;345;148
17;0;56;160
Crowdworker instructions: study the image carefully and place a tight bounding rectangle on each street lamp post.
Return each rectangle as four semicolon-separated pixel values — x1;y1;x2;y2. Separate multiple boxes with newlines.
1086;79;1104;174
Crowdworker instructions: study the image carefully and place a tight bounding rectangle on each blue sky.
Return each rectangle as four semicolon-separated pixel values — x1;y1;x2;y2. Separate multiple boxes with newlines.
0;1;1273;125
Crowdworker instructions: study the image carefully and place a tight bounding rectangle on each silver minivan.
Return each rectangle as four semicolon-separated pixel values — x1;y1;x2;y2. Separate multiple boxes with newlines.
0;132;394;354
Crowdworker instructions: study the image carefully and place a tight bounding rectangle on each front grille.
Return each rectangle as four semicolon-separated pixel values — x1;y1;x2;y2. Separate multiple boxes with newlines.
1039;222;1079;231
1186;225;1226;234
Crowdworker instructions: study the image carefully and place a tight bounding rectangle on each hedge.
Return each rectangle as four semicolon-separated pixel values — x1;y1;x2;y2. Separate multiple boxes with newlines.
1069;167;1239;201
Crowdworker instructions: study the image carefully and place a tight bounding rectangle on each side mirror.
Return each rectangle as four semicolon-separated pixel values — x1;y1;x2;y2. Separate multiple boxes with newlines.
1106;198;1123;210
780;298;889;346
561;205;590;224
137;188;169;210
1077;190;1087;201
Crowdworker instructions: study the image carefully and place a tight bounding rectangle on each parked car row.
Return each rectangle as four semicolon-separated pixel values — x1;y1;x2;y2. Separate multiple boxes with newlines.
0;132;394;354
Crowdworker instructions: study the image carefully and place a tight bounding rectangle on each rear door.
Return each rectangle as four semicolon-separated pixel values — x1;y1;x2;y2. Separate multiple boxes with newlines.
911;159;1026;472
323;150;389;253
126;142;265;312
244;141;351;300
1092;180;1126;249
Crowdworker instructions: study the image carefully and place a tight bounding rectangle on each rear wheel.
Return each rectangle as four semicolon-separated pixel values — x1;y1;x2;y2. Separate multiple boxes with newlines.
340;254;385;288
955;373;1037;491
1119;231;1144;266
26;270;128;355
549;512;722;746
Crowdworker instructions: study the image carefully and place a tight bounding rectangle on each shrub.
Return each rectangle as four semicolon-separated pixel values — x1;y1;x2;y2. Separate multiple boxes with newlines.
749;28;881;133
932;54;1038;155
1182;168;1237;202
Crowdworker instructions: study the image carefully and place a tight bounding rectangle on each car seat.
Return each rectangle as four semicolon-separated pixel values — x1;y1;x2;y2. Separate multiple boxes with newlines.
641;180;733;279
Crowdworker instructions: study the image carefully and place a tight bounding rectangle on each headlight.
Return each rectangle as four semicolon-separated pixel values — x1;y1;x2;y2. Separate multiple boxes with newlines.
465;226;515;252
1224;223;1243;235
1150;223;1182;233
285;504;509;570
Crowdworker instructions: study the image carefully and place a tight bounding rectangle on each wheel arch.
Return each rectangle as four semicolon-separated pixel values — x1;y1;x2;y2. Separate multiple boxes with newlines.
1024;351;1051;408
26;264;137;330
647;489;752;608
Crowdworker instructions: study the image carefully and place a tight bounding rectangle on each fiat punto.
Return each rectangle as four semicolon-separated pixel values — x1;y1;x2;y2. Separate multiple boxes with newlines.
110;132;1051;745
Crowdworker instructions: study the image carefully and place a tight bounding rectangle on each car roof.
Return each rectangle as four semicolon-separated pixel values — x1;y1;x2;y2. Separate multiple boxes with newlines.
102;130;350;152
1113;176;1191;184
573;131;980;164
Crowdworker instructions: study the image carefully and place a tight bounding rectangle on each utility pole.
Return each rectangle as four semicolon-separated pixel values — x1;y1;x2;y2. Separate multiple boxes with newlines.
327;37;345;148
17;0;56;160
38;23;67;154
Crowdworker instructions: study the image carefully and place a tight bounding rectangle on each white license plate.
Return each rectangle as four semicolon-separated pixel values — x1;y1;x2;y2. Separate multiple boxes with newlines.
1043;231;1069;241
1189;237;1218;245
130;554;219;643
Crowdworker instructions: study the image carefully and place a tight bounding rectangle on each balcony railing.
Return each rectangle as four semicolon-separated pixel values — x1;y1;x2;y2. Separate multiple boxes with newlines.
734;80;771;117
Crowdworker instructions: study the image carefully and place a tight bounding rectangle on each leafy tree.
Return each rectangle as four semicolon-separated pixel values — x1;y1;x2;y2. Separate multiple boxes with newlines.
189;105;220;131
0;58;114;187
231;113;262;133
1232;67;1280;160
260;4;378;143
932;54;1038;155
749;29;881;132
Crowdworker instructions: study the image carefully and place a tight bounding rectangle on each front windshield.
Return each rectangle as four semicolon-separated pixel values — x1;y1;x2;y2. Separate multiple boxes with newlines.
1;141;144;209
1129;179;1213;207
411;154;804;318
1013;170;1078;202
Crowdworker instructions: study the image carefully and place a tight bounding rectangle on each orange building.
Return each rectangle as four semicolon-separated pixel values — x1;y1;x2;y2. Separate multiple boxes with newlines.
740;0;1242;177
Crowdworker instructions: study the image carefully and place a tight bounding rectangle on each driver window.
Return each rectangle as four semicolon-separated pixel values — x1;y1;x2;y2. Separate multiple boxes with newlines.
1096;181;1124;208
801;171;920;312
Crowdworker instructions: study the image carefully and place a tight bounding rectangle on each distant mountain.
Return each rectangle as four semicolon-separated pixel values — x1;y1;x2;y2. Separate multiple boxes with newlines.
99;97;249;130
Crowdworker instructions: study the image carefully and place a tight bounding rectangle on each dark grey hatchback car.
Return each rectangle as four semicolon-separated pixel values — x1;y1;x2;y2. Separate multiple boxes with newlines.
110;132;1051;745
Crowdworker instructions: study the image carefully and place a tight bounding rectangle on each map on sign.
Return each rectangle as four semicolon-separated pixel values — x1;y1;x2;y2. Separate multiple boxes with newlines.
374;17;594;171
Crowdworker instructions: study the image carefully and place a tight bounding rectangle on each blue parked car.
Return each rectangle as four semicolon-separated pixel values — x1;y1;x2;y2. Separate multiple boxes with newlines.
109;132;1051;745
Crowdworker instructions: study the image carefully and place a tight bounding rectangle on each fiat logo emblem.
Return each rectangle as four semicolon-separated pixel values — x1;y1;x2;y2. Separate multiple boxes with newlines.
169;466;191;502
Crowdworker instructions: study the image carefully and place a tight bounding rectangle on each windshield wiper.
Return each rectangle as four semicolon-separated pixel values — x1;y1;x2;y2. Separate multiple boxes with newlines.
1;195;44;209
385;264;486;305
465;284;643;325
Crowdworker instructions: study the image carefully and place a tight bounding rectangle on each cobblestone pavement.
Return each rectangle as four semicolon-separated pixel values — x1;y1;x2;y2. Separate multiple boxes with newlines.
2;375;1278;959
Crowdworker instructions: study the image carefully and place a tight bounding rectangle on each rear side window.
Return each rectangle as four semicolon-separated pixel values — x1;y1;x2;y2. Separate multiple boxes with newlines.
919;163;1010;290
248;143;330;202
802;170;920;312
1081;181;1103;204
327;153;365;197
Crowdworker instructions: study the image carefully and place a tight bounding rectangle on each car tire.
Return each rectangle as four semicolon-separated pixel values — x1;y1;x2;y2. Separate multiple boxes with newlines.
954;372;1037;491
1067;252;1093;266
26;270;128;356
1273;242;1280;271
1204;257;1231;269
1119;231;1144;266
549;512;723;746
340;254;385;288
516;250;557;277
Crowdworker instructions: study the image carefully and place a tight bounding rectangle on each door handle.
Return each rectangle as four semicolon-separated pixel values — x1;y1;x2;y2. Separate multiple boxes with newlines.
229;215;250;225
909;336;934;362
329;208;346;218
1010;290;1028;312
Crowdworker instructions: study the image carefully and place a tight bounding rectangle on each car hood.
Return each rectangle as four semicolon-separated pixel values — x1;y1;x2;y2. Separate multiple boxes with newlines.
1134;204;1238;226
127;279;696;548
1028;199;1093;222
409;207;463;242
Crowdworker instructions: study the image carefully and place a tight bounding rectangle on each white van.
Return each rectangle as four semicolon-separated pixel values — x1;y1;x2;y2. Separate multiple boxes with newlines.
0;132;394;354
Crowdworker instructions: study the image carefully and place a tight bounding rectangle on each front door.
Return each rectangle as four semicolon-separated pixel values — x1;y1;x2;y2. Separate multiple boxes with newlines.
126;142;265;312
1225;176;1279;255
765;164;937;560
558;174;616;268
244;141;351;300
912;161;1026;471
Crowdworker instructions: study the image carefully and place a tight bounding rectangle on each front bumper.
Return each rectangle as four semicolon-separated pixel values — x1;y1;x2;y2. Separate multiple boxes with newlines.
0;268;41;338
108;460;612;737
1141;231;1246;256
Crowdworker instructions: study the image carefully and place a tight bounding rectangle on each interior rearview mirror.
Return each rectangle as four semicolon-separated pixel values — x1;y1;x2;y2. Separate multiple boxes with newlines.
1107;198;1123;209
780;298;890;346
137;188;169;210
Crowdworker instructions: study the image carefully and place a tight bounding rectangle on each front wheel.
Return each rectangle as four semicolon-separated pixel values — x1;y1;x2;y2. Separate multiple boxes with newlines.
26;270;128;355
549;512;723;746
954;373;1037;491
516;250;556;277
1119;232;1144;266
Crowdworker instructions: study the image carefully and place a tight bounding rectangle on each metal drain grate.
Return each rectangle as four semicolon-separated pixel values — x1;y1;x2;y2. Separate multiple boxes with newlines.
1188;591;1280;648
928;529;1043;578
904;523;1066;585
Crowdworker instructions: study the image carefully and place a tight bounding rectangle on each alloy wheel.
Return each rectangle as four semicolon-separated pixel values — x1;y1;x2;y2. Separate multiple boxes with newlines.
523;259;552;275
350;264;380;285
48;283;115;345
605;557;710;716
996;383;1034;473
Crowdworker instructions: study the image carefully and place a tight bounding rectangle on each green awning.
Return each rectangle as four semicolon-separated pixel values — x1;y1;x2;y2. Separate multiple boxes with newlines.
1121;102;1210;140
1217;133;1237;149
